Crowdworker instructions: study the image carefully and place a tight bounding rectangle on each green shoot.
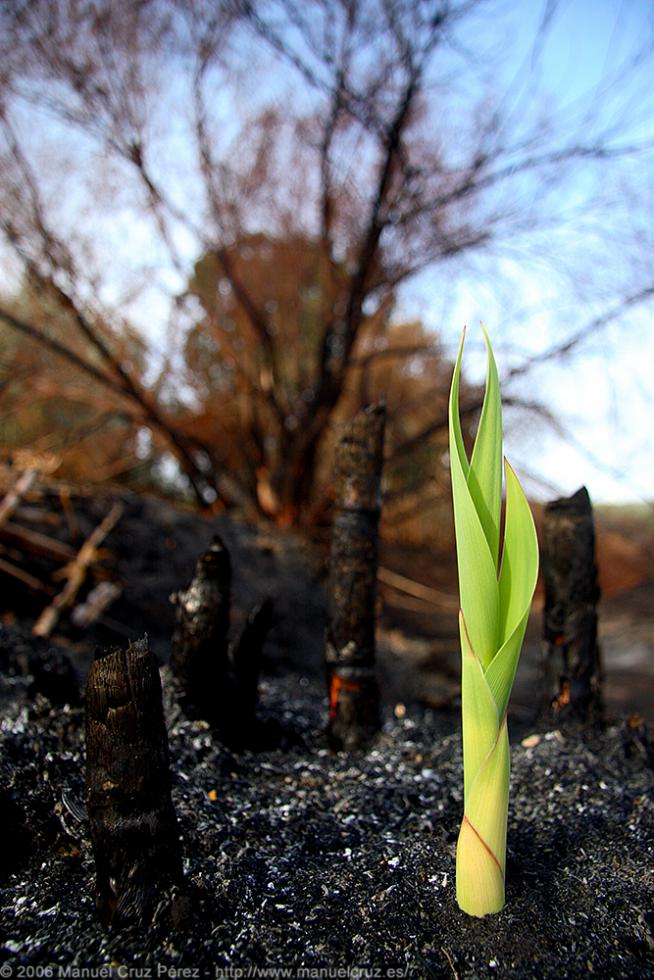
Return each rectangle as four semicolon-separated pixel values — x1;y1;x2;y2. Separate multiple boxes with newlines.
448;325;539;917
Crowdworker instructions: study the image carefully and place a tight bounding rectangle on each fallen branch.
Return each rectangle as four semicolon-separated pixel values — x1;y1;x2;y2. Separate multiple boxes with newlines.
70;581;123;630
0;468;39;529
377;566;459;610
33;503;124;637
0;520;76;563
0;552;54;594
12;506;62;528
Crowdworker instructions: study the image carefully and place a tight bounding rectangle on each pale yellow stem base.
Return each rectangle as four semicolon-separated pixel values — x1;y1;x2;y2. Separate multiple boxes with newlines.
456;815;505;917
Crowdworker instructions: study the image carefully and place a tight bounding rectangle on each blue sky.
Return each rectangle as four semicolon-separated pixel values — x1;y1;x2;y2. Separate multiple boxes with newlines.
408;0;654;504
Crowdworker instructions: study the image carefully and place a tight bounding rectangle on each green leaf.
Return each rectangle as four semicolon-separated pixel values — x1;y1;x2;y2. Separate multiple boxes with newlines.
485;609;530;722
459;610;499;805
468;323;503;570
498;460;539;644
448;329;470;481
486;460;539;717
449;330;499;665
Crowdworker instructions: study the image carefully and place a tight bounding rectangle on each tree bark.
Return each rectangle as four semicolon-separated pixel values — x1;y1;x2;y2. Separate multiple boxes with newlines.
541;486;603;724
85;637;182;928
326;402;385;750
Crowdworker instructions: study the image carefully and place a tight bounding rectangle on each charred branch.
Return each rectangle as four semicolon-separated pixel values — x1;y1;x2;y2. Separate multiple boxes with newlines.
315;70;419;409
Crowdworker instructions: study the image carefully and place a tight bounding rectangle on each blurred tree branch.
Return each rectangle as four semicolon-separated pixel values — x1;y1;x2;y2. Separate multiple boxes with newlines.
0;0;652;520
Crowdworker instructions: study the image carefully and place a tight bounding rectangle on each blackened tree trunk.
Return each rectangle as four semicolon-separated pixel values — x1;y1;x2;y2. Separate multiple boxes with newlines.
326;402;386;750
541;486;603;724
85;637;182;928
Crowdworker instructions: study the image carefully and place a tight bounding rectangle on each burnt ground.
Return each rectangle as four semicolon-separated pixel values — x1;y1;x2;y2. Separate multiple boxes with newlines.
0;491;653;977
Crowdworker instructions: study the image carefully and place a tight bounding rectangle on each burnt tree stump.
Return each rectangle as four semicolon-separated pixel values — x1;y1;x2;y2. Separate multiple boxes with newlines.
232;597;274;733
326;402;386;751
85;636;182;928
170;535;272;743
541;486;603;724
170;534;231;724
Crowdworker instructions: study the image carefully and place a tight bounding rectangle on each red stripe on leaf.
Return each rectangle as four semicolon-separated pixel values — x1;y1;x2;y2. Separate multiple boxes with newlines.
462;815;503;877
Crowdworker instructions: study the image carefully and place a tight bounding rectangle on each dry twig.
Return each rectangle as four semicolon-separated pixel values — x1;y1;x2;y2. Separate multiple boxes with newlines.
0;468;39;529
33;503;123;637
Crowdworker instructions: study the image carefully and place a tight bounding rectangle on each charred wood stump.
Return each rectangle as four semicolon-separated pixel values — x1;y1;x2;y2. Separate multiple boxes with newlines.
85;636;182;928
232;597;274;733
541;486;603;725
621;714;654;768
170;535;231;723
326;402;385;751
170;535;272;744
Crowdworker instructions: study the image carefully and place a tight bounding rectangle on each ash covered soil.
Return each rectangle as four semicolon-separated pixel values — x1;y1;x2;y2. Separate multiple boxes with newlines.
1;492;653;978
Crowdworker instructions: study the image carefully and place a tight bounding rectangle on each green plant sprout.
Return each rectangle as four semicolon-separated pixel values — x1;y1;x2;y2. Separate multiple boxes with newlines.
448;324;539;917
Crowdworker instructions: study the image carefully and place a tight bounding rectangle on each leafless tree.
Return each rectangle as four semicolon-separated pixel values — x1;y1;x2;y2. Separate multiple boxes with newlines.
0;0;652;518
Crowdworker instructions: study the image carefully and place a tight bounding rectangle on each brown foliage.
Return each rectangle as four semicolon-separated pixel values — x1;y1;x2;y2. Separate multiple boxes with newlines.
170;233;477;524
0;289;149;487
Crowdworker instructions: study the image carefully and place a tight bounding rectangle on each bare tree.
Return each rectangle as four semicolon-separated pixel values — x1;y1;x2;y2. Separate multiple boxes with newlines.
0;0;652;519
